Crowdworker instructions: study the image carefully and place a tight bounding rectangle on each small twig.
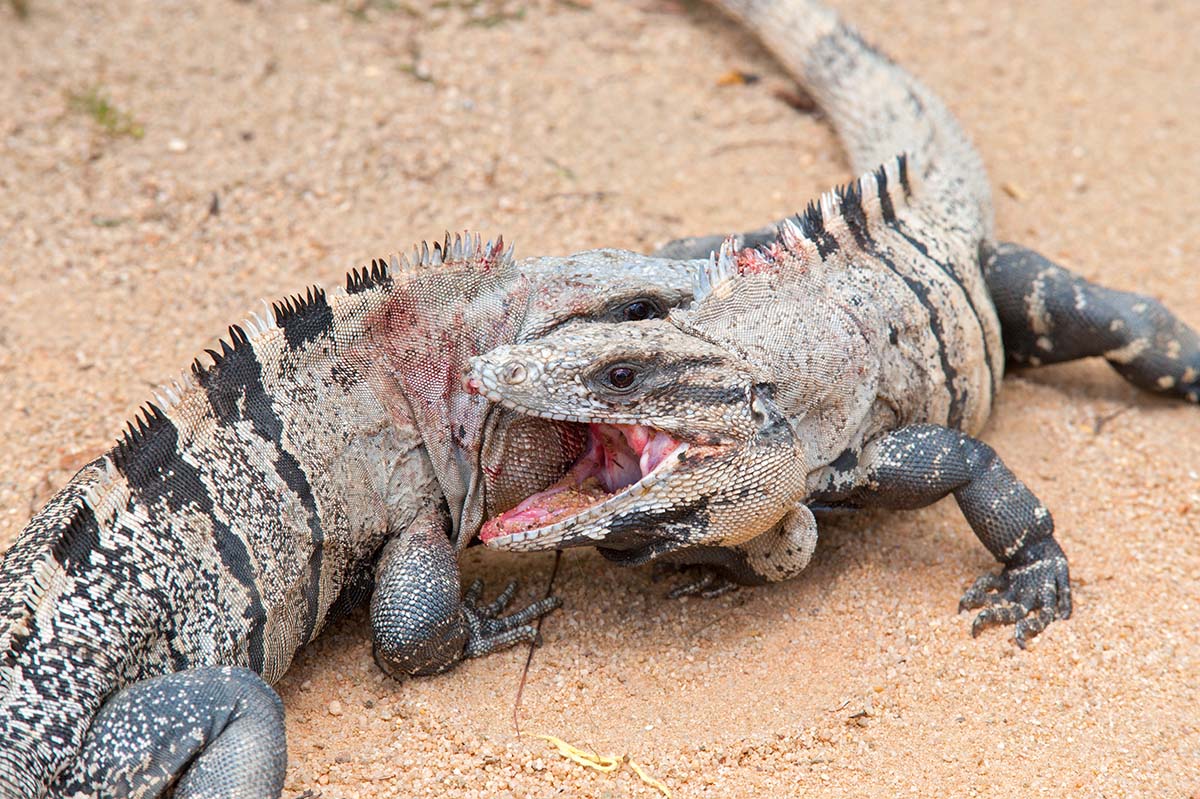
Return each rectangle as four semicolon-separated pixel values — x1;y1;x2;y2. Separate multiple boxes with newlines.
1001;181;1027;201
512;550;562;737
542;190;611;202
708;138;801;156
1093;404;1132;435
536;735;672;798
772;85;816;112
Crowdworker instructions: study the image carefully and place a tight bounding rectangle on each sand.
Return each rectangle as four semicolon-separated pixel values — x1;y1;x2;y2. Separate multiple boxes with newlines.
1;0;1197;796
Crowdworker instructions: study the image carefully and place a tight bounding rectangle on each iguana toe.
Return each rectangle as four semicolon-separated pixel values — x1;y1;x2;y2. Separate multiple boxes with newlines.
461;580;562;659
664;566;740;599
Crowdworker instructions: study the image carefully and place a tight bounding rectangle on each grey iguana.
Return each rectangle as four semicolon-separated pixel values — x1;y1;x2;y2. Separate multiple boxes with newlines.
0;235;701;798
466;0;1200;646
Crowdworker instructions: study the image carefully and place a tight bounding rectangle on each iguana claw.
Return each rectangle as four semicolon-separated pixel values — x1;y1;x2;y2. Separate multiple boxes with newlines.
958;540;1072;648
461;579;562;658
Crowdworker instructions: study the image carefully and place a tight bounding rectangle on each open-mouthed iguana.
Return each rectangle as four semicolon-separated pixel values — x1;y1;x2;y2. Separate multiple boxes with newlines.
0;235;699;797
466;0;1200;647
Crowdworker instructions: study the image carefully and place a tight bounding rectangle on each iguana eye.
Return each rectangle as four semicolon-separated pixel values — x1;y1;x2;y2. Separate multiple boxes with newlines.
619;299;664;322
605;365;639;390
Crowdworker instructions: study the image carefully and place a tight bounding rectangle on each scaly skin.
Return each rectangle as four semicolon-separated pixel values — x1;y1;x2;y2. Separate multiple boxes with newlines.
0;234;701;798
468;0;1200;648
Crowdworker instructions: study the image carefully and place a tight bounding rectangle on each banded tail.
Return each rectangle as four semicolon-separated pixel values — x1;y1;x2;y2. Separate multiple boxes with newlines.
713;0;994;239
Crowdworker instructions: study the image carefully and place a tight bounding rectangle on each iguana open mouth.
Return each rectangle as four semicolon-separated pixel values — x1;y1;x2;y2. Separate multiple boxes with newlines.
480;422;689;546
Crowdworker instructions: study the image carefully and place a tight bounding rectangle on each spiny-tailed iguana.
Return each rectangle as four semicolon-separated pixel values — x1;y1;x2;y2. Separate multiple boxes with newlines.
0;234;700;797
466;0;1200;646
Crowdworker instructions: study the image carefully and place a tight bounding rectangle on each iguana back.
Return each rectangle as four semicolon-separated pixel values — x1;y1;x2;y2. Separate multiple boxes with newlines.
677;0;1005;415
0;244;477;793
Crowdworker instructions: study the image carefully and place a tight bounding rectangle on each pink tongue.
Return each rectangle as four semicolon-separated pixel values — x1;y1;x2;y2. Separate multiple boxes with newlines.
479;480;607;542
617;424;651;454
509;485;569;515
639;431;680;475
594;425;641;493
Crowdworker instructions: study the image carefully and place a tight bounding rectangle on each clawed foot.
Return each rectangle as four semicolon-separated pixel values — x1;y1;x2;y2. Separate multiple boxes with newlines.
461;579;562;659
652;563;740;599
958;539;1072;648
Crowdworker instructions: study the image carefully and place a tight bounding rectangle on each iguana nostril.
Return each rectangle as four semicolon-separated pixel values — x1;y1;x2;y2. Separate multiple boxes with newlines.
503;363;528;385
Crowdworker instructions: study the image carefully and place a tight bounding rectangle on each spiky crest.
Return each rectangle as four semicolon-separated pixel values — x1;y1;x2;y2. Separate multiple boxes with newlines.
346;258;393;294
45;503;101;577
690;155;920;305
187;324;253;381
790;154;918;250
152;369;198;412
239;299;277;339
272;286;327;328
110;403;171;474
3;470;113;669
691;236;740;304
388;231;513;275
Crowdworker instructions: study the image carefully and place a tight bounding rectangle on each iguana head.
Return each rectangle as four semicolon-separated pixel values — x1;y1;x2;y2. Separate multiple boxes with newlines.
467;226;883;561
466;318;809;563
517;248;698;340
352;235;706;542
469;248;708;537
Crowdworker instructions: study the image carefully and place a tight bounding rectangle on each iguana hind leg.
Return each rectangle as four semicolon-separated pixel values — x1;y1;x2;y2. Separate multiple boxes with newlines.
51;666;285;799
986;241;1200;402
370;505;561;678
840;424;1071;647
653;506;820;596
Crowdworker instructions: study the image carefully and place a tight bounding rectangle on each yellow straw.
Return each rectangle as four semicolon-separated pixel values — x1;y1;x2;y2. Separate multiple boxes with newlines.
535;734;671;797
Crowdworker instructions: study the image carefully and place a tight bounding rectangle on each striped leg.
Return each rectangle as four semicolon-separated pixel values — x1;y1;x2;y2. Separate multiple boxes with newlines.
51;666;285;799
986;241;1200;402
847;425;1071;647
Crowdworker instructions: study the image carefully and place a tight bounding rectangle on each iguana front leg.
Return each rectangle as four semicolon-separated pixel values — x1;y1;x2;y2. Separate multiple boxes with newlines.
831;424;1071;647
370;504;561;677
51;666;286;798
985;242;1200;401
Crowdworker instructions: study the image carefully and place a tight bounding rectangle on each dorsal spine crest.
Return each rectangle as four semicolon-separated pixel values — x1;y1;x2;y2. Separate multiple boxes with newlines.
346;258;393;294
391;231;512;274
272;286;327;328
782;153;919;258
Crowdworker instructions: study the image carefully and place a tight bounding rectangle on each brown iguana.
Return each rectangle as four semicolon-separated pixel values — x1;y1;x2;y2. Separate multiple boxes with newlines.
0;235;699;797
466;0;1200;646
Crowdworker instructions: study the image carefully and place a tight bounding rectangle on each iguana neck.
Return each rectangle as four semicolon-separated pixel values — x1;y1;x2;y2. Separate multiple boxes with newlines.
357;252;532;542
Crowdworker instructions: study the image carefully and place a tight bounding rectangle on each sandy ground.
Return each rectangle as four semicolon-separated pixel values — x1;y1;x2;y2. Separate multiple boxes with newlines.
2;0;1198;796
